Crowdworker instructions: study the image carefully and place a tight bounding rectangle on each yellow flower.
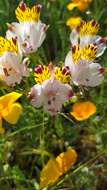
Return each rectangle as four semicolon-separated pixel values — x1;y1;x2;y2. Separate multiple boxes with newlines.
71;101;96;121
0;92;23;134
66;17;81;29
67;0;92;12
40;148;77;188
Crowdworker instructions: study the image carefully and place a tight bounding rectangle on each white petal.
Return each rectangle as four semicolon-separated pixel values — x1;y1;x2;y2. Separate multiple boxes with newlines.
80;35;106;56
6;21;46;55
29;84;43;108
70;29;79;45
96;43;106;57
65;51;74;70
0;52;28;86
73;62;104;87
42;80;72;115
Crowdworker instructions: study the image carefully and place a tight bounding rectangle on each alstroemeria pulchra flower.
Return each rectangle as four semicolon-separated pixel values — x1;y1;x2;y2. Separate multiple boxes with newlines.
70;20;106;57
65;44;105;87
29;64;73;116
6;1;47;55
0;37;29;86
0;92;23;134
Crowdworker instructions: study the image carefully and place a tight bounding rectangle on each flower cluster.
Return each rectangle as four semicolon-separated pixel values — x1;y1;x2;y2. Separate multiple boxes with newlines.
29;20;106;116
0;1;47;132
0;1;106;121
65;20;106;87
0;1;47;86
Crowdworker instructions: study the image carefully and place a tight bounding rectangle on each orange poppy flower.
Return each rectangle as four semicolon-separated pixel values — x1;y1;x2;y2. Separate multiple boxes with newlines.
40;148;77;188
71;101;96;121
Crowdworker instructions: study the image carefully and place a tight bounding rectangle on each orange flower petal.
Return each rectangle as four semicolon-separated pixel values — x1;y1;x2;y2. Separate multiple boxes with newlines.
40;159;60;189
71;101;96;121
40;148;77;188
56;148;77;175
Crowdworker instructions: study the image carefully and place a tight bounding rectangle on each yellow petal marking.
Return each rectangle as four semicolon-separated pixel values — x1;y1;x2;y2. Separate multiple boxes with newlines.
79;20;99;36
72;44;96;64
55;67;71;84
34;65;51;84
0;37;18;55
15;4;40;22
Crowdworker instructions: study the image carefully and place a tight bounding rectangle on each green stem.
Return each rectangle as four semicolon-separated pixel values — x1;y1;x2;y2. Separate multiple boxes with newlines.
4;123;47;141
59;112;75;124
40;111;45;167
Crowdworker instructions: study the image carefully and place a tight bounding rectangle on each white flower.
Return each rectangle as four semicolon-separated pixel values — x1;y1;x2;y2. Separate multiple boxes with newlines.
29;64;73;116
65;50;104;87
0;37;29;86
70;20;106;57
6;2;47;55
